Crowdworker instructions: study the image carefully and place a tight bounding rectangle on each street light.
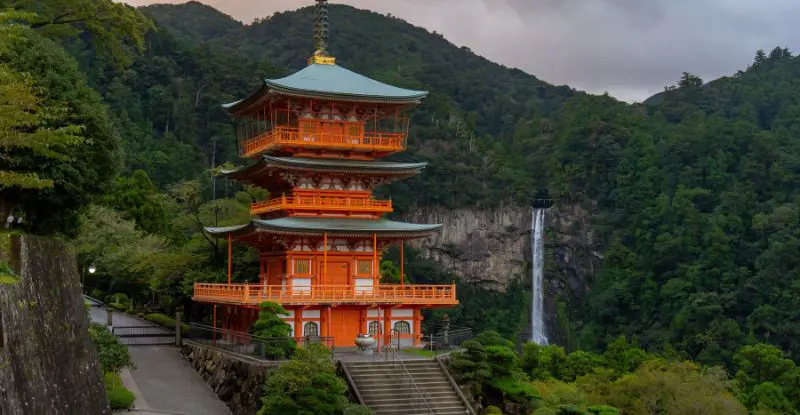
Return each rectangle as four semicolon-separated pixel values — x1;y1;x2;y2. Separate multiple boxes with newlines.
88;264;97;274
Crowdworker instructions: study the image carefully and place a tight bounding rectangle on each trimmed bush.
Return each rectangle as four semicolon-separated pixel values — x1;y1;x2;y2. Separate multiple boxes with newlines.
483;406;504;414
104;372;135;410
144;313;189;334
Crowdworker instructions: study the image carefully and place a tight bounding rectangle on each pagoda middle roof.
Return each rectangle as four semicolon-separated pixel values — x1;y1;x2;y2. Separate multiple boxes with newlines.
223;64;428;112
221;155;428;178
206;217;442;239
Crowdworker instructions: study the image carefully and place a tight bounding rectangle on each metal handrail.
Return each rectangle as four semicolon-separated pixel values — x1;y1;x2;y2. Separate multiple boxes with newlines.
388;347;436;414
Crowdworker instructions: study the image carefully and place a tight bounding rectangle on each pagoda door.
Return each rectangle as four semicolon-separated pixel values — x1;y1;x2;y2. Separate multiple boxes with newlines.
327;261;350;286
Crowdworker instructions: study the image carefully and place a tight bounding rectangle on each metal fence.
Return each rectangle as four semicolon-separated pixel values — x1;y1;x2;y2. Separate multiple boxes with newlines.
186;323;335;361
423;325;473;352
112;325;175;346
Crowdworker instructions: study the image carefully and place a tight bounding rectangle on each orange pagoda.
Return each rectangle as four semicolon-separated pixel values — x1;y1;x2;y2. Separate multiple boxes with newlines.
192;0;458;348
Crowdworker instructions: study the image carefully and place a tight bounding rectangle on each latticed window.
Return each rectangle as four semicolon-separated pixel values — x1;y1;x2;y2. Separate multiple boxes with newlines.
295;259;311;274
393;321;411;334
368;321;381;335
357;259;372;275
303;322;319;337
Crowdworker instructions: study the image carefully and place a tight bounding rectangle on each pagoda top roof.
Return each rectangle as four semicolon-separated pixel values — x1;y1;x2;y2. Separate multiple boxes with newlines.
206;217;442;240
223;64;428;113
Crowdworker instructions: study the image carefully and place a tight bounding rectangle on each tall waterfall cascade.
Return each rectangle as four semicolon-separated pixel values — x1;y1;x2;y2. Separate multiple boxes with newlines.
531;208;548;345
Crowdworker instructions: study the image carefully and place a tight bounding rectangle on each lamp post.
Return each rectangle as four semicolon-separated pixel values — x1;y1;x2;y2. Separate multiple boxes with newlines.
82;264;97;290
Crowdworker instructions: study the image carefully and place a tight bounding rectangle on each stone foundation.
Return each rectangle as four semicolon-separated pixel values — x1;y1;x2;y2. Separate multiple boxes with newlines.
0;234;110;415
180;343;279;415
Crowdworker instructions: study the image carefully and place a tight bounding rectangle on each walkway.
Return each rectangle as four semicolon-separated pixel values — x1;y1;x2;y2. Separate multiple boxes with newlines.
88;305;230;415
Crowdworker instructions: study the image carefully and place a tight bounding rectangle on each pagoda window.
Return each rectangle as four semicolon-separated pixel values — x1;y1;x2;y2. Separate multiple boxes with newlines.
303;322;319;337
368;321;381;336
393;321;411;335
298;177;314;189
294;259;311;275
356;259;372;275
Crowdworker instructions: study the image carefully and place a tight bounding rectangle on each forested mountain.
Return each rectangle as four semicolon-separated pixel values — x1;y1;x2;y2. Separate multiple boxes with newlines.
122;2;800;367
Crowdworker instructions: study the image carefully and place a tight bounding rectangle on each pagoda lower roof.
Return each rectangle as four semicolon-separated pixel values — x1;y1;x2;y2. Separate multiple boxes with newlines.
206;217;442;239
222;155;427;180
223;64;428;113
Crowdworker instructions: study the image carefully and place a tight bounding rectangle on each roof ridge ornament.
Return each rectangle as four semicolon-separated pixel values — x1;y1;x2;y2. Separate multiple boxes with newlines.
309;0;336;65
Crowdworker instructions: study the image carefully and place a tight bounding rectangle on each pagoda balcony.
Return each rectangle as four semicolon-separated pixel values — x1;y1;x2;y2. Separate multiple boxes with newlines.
193;283;458;307
251;195;393;216
241;126;405;158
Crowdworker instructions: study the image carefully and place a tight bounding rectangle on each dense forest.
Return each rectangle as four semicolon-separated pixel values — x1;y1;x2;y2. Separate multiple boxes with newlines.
2;1;800;413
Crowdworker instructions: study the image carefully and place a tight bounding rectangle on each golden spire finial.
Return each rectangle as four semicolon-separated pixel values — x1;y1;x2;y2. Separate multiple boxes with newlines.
309;0;336;65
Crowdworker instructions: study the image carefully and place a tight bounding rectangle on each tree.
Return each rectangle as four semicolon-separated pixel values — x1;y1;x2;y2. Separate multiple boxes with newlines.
252;301;295;359
579;359;747;415
0;17;119;235
103;170;170;235
258;344;353;415
3;0;153;68
88;322;133;375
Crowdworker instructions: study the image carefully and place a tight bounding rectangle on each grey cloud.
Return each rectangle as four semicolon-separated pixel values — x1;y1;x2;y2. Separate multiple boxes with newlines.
125;0;800;102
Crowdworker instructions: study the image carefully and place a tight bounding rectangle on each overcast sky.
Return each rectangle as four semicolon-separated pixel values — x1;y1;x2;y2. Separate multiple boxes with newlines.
126;0;800;102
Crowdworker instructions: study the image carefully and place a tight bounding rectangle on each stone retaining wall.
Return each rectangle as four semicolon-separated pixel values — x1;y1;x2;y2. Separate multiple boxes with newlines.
180;343;279;415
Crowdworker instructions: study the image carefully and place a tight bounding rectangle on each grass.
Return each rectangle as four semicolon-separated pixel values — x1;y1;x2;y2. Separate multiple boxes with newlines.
402;348;439;358
104;372;135;410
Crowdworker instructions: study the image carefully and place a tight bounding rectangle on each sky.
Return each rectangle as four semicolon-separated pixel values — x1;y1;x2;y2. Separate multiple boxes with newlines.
125;0;800;102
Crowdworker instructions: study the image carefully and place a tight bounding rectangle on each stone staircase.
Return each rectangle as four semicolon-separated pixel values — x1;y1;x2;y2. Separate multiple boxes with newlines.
343;359;472;415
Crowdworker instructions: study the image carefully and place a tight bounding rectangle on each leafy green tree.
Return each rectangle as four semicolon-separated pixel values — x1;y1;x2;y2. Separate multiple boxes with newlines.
103;170;170;235
252;301;295;359
258;344;351;415
3;0;153;68
0;17;120;235
88;322;133;375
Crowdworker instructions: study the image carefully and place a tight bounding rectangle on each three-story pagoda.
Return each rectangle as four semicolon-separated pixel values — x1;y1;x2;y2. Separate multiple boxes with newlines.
192;0;457;348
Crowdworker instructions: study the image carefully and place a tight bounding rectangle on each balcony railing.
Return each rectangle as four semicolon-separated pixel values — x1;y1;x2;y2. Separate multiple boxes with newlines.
241;126;405;157
193;283;458;306
251;195;393;215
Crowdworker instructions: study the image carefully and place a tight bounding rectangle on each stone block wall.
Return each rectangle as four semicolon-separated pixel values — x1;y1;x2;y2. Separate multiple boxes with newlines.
180;343;279;415
0;235;110;415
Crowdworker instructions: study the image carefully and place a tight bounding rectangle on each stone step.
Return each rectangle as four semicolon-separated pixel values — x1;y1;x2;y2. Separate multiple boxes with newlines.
358;380;451;390
349;367;441;375
361;389;457;400
364;396;464;407
347;360;438;368
359;384;454;394
352;372;445;380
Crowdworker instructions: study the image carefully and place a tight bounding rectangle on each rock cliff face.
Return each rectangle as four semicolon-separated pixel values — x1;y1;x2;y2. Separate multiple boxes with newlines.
404;202;603;342
0;235;110;415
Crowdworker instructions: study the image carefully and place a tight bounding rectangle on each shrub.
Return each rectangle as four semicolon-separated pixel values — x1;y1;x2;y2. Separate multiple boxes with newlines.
89;323;133;374
483;406;504;414
144;313;188;334
587;405;620;415
343;404;374;415
104;372;135;410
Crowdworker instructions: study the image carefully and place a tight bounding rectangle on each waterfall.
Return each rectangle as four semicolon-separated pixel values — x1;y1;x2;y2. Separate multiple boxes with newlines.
531;208;548;345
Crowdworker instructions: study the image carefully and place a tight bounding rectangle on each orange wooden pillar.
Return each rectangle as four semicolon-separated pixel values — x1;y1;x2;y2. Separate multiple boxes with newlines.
383;307;392;349
373;233;378;284
325;307;332;342
212;304;218;346
413;309;422;347
227;234;232;286
294;308;302;342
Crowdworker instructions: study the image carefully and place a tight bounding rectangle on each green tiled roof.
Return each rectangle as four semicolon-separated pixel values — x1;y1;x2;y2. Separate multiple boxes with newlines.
205;218;441;238
266;64;427;102
221;155;428;177
223;64;428;111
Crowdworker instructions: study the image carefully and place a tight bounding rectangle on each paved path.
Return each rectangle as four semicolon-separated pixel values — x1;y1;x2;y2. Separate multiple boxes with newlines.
88;305;230;415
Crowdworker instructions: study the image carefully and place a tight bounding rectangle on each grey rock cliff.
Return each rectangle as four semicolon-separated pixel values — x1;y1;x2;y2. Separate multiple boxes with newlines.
404;202;602;342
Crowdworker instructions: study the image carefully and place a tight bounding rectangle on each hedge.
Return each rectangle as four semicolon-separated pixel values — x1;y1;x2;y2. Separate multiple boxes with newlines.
144;313;189;334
